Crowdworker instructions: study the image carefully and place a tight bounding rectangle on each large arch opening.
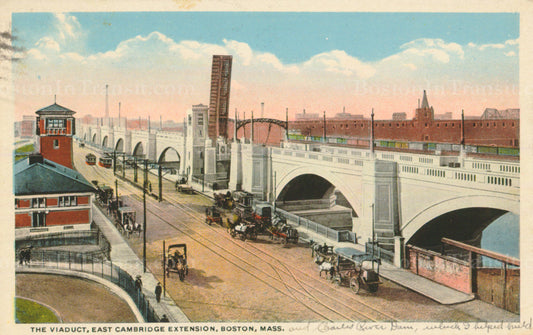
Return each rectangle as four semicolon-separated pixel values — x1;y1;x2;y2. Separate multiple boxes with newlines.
92;133;96;144
115;138;124;152
133;142;144;158
277;174;357;231
407;207;508;249
158;147;181;174
102;136;108;148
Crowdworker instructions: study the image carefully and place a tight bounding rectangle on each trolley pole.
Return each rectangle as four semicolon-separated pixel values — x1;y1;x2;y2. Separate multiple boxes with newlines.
163;240;166;297
143;159;148;273
371;203;375;271
113;150;117;175
134;157;138;183
122;153;126;179
158;164;163;202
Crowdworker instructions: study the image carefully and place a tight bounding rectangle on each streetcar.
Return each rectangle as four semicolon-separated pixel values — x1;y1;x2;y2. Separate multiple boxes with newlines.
85;153;96;165
98;156;113;168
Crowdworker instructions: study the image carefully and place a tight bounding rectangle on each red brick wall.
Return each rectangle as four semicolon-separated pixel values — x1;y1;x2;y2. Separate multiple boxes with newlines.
47;198;58;206
46;209;90;226
408;246;471;294
289;117;519;147
18;199;31;208
77;196;89;205
15;213;32;228
39;136;73;168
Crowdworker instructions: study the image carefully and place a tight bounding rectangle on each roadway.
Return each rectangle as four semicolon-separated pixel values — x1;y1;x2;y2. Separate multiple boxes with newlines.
72;144;517;322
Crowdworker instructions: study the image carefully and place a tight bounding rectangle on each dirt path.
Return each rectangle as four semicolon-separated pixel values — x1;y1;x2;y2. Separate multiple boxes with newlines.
16;274;137;323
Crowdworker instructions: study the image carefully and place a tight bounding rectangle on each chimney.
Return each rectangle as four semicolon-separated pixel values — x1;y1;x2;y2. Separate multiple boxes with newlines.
29;153;44;165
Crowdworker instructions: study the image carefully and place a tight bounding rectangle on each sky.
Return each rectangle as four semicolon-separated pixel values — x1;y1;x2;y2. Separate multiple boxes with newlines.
12;12;519;122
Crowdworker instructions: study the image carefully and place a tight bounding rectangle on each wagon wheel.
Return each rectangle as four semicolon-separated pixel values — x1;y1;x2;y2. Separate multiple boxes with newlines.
230;229;236;238
281;237;288;244
240;233;246;241
350;277;360;294
367;283;379;293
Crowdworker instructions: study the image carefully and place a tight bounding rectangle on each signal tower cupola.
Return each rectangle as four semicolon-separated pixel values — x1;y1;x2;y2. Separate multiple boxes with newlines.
35;102;76;169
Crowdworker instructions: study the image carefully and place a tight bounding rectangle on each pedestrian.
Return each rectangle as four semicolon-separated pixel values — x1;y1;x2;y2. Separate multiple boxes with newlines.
160;314;169;322
155;282;162;303
135;275;143;292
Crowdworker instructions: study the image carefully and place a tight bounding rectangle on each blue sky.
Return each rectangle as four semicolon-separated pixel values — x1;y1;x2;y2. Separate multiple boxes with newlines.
12;12;519;121
13;12;519;63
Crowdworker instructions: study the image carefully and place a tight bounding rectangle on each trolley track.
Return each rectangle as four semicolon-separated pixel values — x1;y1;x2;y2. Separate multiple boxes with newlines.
75;147;398;321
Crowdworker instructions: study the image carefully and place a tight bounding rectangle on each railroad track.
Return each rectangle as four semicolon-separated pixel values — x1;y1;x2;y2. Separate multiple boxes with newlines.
73;147;398;321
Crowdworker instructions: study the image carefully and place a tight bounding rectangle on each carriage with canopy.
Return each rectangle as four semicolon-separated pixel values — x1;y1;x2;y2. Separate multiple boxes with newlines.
330;247;382;294
164;244;188;281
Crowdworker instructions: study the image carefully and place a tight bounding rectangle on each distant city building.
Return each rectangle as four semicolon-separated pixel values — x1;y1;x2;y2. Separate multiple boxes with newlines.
20;115;35;138
333;109;364;120
290;90;520;148
295;109;320;120
434;112;453;120
392;112;407;120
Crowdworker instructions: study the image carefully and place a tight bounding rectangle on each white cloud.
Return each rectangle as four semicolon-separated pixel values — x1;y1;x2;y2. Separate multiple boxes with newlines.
304;50;376;78
35;37;60;53
15;31;518;120
55;13;83;43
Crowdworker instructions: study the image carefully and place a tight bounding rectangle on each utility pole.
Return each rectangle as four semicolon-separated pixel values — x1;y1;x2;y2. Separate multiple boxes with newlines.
143;159;148;273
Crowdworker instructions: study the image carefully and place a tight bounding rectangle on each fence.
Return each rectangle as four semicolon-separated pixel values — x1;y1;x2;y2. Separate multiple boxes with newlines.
275;207;357;244
17;251;160;322
365;242;394;264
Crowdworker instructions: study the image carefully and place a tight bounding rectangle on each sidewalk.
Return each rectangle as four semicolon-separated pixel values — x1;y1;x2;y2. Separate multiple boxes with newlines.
92;205;189;323
292;224;476;305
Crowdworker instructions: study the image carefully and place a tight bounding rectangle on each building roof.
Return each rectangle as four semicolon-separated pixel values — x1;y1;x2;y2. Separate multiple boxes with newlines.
36;103;76;116
14;156;95;196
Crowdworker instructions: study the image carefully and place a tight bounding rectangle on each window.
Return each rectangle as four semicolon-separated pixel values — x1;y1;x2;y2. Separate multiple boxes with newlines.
31;198;46;208
198;114;204;125
59;196;77;207
188;115;192;125
54;139;59;149
46;119;65;129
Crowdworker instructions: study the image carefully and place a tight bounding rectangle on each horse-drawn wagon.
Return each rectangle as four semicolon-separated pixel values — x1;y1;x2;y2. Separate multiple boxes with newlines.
165;244;188;281
268;214;299;244
330;247;382;294
117;206;141;237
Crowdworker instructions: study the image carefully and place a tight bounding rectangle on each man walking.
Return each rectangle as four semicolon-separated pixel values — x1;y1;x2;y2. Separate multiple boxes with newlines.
155;282;162;303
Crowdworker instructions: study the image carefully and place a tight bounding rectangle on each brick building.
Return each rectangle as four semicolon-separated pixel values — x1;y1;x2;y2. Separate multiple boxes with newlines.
36;103;76;168
290;91;519;148
15;102;95;237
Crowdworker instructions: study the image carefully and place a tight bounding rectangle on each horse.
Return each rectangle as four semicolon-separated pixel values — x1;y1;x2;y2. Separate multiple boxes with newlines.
132;222;142;237
318;261;335;279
